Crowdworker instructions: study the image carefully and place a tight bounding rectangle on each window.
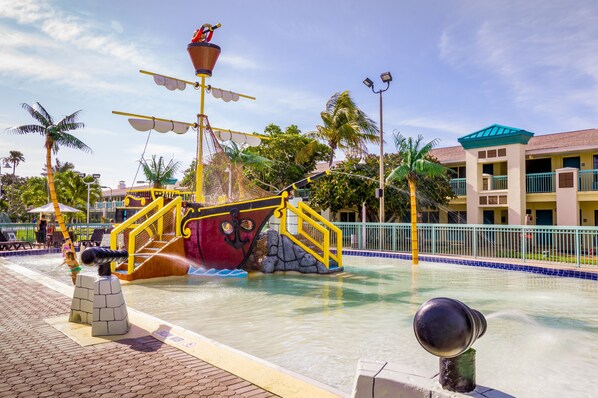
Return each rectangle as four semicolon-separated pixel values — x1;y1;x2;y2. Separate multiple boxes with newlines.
339;212;356;222
449;166;466;179
448;211;466;224
420;211;439;223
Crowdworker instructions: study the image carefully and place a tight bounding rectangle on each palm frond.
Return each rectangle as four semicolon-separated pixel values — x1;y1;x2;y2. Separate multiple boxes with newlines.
5;124;45;135
21;103;52;127
54;134;93;154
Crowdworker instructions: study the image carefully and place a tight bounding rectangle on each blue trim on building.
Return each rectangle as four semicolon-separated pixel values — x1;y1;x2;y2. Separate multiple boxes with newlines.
458;124;534;149
341;250;598;281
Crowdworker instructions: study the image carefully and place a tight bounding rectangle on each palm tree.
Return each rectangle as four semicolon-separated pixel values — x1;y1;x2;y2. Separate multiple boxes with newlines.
140;155;181;189
222;141;274;197
308;91;379;166
4;151;25;175
6;102;91;283
54;159;76;173
386;133;447;265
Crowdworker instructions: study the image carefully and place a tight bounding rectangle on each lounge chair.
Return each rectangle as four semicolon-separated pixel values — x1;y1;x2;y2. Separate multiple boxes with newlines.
80;228;106;248
48;231;64;248
0;230;33;251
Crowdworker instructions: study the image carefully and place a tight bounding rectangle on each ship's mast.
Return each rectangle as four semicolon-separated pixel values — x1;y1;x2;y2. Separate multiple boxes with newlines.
197;75;206;202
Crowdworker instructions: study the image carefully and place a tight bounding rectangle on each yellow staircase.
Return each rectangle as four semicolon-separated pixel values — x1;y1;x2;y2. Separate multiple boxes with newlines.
109;196;188;281
279;200;342;270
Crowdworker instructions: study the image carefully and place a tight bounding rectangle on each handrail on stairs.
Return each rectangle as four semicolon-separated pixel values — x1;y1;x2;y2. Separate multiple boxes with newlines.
124;196;182;274
110;197;164;271
279;202;342;269
297;201;342;267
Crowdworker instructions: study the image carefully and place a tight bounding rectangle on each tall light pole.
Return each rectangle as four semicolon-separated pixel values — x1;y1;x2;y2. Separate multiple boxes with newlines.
80;173;101;223
363;71;392;223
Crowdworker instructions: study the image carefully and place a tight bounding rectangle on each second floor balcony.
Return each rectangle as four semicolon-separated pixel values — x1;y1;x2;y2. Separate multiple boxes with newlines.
450;169;598;196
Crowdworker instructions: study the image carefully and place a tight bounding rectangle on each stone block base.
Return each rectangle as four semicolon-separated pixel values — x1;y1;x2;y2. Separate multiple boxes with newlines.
69;274;95;324
69;274;129;336
351;359;514;398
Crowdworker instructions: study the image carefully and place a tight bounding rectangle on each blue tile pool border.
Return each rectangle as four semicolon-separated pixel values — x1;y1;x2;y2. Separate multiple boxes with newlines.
0;247;80;257
340;249;598;281
3;247;596;281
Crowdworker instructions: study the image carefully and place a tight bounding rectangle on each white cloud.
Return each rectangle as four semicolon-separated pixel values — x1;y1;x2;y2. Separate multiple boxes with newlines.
438;0;598;127
0;0;54;24
111;20;123;34
218;54;261;70
400;116;478;138
0;0;161;94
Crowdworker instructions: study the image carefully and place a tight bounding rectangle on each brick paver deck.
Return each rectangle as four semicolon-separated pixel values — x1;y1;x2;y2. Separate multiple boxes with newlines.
0;265;278;397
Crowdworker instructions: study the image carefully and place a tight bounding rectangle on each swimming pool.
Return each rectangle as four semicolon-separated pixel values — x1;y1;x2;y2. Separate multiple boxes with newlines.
10;254;598;397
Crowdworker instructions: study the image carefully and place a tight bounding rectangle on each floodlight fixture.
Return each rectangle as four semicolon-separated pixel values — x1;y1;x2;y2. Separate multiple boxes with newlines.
363;78;374;88
380;71;392;83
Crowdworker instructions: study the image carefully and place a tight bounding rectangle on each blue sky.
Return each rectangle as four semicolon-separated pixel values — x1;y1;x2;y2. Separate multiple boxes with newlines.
1;0;598;188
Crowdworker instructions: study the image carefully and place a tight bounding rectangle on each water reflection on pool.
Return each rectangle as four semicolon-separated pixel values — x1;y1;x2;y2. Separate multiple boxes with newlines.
11;254;598;397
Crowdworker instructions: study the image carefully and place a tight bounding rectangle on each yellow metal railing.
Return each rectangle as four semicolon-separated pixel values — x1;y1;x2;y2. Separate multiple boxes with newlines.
125;196;182;273
279;202;342;269
109;196;182;273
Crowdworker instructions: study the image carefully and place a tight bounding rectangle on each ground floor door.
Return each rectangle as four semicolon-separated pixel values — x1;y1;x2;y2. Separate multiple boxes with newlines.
535;209;553;246
536;210;553;226
483;210;495;224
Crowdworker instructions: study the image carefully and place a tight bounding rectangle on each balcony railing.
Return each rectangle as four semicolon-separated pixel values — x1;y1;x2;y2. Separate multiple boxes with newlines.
450;178;466;196
526;172;555;193
579;170;598;191
492;175;508;190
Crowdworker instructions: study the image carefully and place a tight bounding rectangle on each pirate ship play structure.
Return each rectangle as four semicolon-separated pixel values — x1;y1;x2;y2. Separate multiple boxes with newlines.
110;23;342;281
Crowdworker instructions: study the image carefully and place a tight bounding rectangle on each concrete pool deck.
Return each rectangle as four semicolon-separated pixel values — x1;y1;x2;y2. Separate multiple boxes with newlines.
0;260;346;398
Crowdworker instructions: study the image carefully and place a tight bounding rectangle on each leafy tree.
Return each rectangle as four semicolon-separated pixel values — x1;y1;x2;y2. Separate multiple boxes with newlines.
53;170;101;222
1;175;28;221
245;124;329;191
180;160;196;190
140;155;181;189
386;133;448;265
20;176;49;208
4;150;25;175
6;102;90;282
307;91;379;166
309;152;453;223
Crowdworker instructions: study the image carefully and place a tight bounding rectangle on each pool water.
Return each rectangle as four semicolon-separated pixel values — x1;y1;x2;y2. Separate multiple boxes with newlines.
10;254;598;397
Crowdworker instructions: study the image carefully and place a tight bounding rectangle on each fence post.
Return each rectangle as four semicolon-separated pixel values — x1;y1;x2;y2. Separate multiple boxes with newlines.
472;226;477;258
392;224;397;252
432;224;436;255
575;228;581;267
357;224;362;250
521;225;527;263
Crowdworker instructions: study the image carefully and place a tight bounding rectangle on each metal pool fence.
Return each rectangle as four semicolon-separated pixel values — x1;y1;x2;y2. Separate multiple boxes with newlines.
0;223;112;245
333;222;598;268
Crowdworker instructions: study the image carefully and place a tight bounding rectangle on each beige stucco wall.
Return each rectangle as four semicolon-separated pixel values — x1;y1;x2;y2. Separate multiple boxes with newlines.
555;167;579;226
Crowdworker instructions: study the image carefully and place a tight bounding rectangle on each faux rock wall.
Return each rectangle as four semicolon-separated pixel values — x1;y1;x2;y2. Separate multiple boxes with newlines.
261;229;341;274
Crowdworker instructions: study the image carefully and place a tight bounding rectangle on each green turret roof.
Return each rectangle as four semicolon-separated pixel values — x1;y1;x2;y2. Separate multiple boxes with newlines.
458;124;534;149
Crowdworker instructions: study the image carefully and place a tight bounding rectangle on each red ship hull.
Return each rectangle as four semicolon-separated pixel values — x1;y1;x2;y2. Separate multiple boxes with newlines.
181;196;285;270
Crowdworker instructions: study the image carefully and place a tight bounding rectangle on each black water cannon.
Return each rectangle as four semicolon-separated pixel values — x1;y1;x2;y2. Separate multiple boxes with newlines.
413;297;487;393
81;247;128;277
